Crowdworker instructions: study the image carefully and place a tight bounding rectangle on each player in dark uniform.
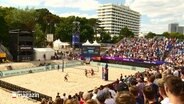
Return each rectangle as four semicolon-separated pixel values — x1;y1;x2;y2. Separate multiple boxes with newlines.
85;69;88;77
64;73;69;81
120;73;123;81
91;68;94;76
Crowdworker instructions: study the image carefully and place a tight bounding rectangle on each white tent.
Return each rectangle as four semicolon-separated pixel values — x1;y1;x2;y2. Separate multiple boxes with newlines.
34;48;55;61
53;39;62;51
53;39;70;51
82;40;92;46
92;40;100;46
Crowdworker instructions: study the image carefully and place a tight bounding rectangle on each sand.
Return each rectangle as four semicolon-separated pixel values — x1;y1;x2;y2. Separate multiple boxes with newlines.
0;88;39;104
0;64;137;103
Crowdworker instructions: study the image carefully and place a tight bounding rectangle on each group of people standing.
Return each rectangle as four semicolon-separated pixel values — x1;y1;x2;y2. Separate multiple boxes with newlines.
85;68;95;77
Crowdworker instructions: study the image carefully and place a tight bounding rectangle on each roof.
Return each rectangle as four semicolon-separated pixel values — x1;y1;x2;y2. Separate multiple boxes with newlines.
92;40;100;46
82;40;92;46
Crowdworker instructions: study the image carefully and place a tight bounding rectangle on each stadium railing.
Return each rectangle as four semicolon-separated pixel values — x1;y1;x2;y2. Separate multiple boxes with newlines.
0;60;82;78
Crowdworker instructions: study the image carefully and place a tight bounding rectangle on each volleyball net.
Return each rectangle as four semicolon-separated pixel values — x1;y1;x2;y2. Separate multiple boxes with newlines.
72;64;100;72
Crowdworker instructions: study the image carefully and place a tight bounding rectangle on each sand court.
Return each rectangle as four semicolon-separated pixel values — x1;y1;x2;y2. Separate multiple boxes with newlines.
1;65;137;99
0;88;39;104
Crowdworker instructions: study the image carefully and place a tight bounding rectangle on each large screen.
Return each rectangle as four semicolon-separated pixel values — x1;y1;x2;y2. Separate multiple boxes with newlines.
81;46;100;57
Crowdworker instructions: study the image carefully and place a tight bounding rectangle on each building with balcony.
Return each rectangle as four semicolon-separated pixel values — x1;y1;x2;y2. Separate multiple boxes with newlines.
97;3;140;37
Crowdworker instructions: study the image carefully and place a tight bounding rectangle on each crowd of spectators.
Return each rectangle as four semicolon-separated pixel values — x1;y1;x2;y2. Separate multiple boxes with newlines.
104;37;184;66
40;63;184;104
165;41;184;67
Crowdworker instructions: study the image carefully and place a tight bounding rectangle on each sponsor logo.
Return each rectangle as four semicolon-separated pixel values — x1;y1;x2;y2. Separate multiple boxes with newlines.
12;91;39;98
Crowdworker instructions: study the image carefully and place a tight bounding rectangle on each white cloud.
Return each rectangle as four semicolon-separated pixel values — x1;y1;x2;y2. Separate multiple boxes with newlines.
0;2;11;7
141;24;167;34
125;0;184;33
43;0;99;11
0;0;100;11
4;0;41;7
59;12;97;19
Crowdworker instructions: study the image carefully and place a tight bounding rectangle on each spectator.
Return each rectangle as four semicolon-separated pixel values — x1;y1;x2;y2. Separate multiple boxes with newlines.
136;78;145;98
64;98;78;104
180;69;184;81
146;75;159;101
157;79;171;104
96;89;109;104
116;81;129;92
104;91;115;104
48;97;54;104
41;98;47;104
92;87;98;99
143;86;161;104
154;73;162;85
115;91;136;104
55;97;64;104
106;86;116;99
173;69;179;77
129;86;144;104
85;99;98;104
56;93;60;98
62;93;67;101
164;76;184;104
80;92;92;104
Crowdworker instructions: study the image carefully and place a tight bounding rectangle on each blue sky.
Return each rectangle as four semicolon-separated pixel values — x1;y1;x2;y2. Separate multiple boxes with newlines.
0;0;184;34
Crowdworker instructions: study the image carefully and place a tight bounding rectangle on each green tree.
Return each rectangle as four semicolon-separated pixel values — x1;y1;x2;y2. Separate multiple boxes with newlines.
170;32;184;39
80;24;94;42
55;17;74;42
111;36;119;43
162;32;170;38
101;32;111;43
5;7;36;30
119;26;134;38
145;32;156;38
0;15;9;46
34;24;45;47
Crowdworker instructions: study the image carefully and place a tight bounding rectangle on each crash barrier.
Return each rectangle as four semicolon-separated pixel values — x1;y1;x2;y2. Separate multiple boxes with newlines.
0;80;51;101
0;60;82;78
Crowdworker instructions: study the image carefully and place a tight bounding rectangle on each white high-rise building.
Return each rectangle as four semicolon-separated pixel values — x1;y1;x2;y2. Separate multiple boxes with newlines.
97;4;140;37
168;23;184;34
168;23;179;33
177;26;184;34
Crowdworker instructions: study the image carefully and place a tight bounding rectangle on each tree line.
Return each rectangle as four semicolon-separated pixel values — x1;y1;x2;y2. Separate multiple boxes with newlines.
0;6;139;48
145;31;184;40
1;6;182;49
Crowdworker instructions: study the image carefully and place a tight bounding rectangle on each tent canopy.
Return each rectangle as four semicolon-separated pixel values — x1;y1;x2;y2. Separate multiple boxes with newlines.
82;40;101;46
82;40;92;46
53;39;70;50
33;48;55;61
92;40;100;46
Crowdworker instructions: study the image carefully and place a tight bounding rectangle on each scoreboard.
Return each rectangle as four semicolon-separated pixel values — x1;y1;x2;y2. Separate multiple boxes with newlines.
81;46;100;57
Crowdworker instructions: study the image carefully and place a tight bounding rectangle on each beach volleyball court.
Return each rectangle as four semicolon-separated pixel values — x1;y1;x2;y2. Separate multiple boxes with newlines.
1;65;137;99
